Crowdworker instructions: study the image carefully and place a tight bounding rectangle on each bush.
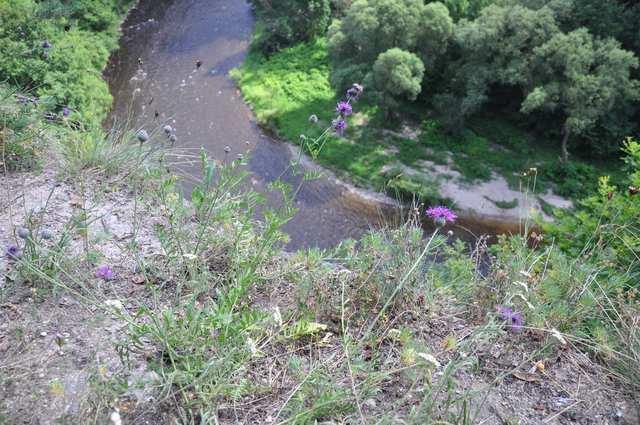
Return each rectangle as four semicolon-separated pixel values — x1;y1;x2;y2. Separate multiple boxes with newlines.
371;48;424;117
543;138;640;284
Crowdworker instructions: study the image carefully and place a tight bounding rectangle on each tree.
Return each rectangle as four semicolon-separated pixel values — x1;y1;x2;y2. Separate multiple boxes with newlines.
328;0;451;90
453;4;560;116
416;2;454;66
372;48;425;117
436;0;496;20
250;0;331;53
521;29;639;161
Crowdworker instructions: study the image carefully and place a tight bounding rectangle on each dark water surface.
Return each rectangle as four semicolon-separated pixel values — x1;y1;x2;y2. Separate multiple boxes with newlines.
106;0;396;250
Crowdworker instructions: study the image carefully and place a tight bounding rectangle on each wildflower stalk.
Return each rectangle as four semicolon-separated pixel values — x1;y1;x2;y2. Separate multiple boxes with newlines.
363;227;440;338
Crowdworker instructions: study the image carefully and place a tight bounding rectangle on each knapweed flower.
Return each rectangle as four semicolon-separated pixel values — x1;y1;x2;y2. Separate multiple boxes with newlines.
425;206;457;227
136;129;149;143
96;265;114;281
332;118;347;136
17;227;30;239
347;83;364;99
497;305;524;333
336;101;352;117
42;40;51;49
308;114;318;124
5;245;21;260
62;107;71;117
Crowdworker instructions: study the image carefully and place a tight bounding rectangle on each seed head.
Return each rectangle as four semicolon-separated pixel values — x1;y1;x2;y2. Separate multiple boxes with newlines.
332;119;347;136
136;129;149;143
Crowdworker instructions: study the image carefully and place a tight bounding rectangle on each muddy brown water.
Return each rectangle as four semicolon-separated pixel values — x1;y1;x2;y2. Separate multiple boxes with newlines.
106;0;520;250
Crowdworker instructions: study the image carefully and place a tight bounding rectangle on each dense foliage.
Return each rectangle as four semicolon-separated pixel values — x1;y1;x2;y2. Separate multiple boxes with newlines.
545;138;640;283
0;0;133;126
371;48;424;117
326;0;640;159
249;0;331;54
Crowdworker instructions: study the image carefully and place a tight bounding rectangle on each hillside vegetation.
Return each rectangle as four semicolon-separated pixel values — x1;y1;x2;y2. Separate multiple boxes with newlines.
1;0;639;424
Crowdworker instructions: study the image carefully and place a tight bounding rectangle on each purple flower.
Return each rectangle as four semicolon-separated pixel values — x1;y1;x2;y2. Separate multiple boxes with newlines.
62;107;71;117
336;101;352;117
347;83;364;99
5;245;20;260
332;118;347;136
497;305;525;333
425;206;457;226
96;265;114;281
42;40;51;49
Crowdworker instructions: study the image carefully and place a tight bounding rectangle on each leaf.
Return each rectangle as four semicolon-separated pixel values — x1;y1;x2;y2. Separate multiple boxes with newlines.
289;320;327;339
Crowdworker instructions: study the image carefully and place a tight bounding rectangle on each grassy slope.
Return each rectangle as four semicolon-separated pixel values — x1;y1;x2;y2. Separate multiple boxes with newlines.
234;39;625;205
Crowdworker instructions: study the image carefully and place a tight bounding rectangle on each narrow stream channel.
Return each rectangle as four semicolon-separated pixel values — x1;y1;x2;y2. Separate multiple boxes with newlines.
106;0;400;250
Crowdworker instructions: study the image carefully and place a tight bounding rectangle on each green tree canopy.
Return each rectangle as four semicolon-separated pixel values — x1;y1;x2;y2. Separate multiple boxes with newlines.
453;4;560;115
250;0;331;53
372;48;425;116
522;28;639;160
328;0;451;90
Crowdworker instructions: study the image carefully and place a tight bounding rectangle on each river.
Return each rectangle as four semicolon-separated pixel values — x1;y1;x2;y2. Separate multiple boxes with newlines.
106;0;402;250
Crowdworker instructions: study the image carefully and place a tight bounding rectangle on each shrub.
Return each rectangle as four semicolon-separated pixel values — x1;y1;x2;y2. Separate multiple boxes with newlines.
543;138;640;283
0;86;49;172
371;48;425;118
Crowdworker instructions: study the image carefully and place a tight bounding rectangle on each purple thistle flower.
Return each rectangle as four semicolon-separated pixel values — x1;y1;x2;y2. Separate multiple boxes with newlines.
62;107;71;117
5;245;21;260
332;118;347;136
347;83;364;99
425;206;457;227
336;101;352;117
96;265;114;281
42;40;51;49
497;305;524;333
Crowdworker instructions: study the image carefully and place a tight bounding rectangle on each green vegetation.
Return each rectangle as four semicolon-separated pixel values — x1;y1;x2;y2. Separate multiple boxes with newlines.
235;0;637;204
371;48;425;118
3;140;639;422
0;86;49;172
248;0;331;54
2;0;640;422
0;0;134;127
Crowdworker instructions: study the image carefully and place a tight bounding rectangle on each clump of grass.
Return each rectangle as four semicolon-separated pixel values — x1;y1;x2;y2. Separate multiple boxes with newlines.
58;120;169;178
